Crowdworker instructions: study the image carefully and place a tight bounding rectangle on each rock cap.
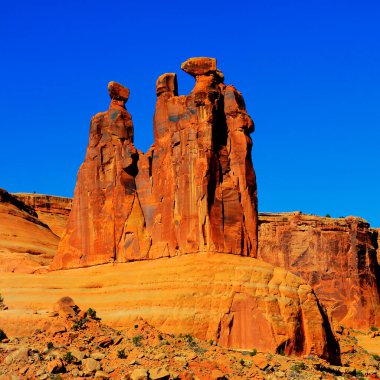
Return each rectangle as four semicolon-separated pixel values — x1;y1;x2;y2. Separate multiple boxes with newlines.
108;81;130;102
156;73;178;96
181;57;217;76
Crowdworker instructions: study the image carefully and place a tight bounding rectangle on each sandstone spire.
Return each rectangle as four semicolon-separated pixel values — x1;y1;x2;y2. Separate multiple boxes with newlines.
52;58;258;269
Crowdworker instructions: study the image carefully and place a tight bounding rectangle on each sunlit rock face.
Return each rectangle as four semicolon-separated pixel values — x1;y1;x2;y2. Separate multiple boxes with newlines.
51;57;258;269
258;212;380;330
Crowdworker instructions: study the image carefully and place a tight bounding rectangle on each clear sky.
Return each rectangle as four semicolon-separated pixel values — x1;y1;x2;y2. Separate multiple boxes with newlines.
1;0;379;226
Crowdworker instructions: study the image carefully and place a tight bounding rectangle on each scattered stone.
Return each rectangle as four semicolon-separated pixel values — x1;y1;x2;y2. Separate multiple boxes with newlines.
97;336;113;347
82;357;101;375
50;323;67;336
252;353;270;370
149;367;170;380
95;370;111;379
211;369;226;380
46;358;65;374
54;296;77;317
130;368;149;380
91;351;106;360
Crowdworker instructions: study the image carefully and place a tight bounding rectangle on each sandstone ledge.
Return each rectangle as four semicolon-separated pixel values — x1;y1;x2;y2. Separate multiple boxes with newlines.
0;253;339;362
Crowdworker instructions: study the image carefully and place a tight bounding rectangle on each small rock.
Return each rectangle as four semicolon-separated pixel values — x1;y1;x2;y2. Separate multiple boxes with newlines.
1;338;10;343
154;353;167;360
149;367;170;380
129;359;139;365
252;352;269;370
138;353;145;359
187;352;198;361
211;369;226;380
103;366;115;373
47;358;65;374
71;347;85;360
91;351;106;360
130;368;149;380
82;357;101;375
97;336;113;347
39;375;49;380
50;323;67;336
114;336;123;345
19;365;29;375
95;370;111;379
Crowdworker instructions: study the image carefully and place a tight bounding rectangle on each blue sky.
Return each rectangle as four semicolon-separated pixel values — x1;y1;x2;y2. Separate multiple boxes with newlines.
1;0;379;226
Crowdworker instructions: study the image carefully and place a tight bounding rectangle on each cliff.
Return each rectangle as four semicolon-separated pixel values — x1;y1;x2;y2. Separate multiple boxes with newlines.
13;193;72;237
258;212;380;329
0;188;59;273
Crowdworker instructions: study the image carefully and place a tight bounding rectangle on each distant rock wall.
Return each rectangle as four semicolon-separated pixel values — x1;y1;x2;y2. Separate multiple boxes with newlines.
0;188;59;273
258;212;380;329
51;58;258;269
13;193;72;237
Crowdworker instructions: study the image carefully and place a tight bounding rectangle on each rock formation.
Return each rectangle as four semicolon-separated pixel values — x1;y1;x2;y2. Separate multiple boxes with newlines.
52;57;258;269
13;193;72;237
1;253;340;362
258;212;380;329
0;188;59;273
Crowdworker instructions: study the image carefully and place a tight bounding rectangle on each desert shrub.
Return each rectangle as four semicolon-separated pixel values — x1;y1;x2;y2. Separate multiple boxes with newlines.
47;342;54;349
72;318;87;331
373;354;380;361
117;348;127;359
86;307;97;319
132;335;143;346
250;348;257;356
158;334;163;341
291;362;307;373
209;339;214;346
63;351;75;363
239;358;245;366
0;294;3;303
370;326;379;332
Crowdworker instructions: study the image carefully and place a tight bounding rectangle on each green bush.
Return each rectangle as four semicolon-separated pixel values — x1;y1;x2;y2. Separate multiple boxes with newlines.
86;307;97;319
291;362;307;373
239;358;245;366
373;354;380;361
47;342;54;350
63;351;75;364
117;348;127;359
132;335;143;346
250;348;257;356
72;318;87;331
370;326;379;332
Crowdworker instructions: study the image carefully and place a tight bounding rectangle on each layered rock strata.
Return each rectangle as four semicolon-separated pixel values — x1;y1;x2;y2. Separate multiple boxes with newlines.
52;58;258;269
1;253;340;363
13;193;72;237
258;212;380;329
0;188;59;273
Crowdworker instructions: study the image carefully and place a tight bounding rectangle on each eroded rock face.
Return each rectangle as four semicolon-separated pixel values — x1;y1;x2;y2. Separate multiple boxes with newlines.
258;212;380;329
0;188;59;273
1;253;340;363
13;193;72;237
52;57;258;268
51;82;150;269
